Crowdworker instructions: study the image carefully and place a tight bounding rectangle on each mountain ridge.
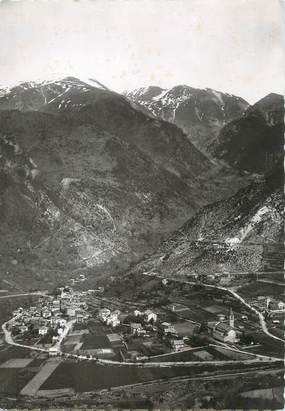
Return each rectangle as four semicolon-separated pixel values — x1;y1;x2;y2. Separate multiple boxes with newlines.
128;165;284;279
0;78;253;291
125;84;249;155
0;77;282;291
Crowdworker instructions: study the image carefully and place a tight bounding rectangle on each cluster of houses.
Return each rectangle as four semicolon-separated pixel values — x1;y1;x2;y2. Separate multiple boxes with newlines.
10;287;90;342
98;308;121;328
250;296;285;313
127;309;158;337
98;307;159;330
134;309;158;322
98;306;187;353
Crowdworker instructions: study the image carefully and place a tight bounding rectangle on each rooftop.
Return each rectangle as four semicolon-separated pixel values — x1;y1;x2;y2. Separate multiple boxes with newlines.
214;322;235;333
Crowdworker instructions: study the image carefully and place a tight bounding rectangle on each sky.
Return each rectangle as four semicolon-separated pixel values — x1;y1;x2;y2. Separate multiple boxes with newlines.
0;0;284;103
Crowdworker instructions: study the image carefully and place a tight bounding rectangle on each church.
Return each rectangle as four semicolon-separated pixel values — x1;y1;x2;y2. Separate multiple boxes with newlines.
212;308;240;344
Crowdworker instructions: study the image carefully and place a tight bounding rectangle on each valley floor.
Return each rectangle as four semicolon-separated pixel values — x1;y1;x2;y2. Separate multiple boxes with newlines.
0;271;284;409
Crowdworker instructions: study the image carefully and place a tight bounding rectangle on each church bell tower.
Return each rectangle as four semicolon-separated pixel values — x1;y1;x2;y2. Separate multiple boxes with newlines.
229;307;234;328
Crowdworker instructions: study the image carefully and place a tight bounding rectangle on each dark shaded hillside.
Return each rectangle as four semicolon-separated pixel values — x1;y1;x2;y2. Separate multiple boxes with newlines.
0;108;202;290
40;79;253;204
62;98;210;184
0;78;260;290
211;93;284;174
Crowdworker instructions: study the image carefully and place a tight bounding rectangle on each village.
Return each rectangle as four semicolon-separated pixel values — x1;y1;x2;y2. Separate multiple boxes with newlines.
3;271;284;364
6;284;194;360
0;272;283;403
4;285;238;361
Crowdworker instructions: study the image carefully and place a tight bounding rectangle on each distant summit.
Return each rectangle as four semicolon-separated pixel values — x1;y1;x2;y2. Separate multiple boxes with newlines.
125;85;249;155
0;76;110;112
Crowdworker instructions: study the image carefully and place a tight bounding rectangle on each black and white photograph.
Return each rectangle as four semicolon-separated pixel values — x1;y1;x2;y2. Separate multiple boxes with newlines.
0;0;284;409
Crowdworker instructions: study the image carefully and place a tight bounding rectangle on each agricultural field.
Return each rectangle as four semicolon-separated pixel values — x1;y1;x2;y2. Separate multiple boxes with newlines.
0;348;45;397
244;332;284;359
40;359;281;393
0;367;35;395
62;319;124;360
0;345;31;366
150;345;256;363
172;321;197;336
20;358;62;397
80;321;118;350
0;358;33;368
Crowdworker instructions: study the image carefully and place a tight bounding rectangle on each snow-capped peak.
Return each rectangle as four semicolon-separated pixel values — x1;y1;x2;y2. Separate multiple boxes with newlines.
1;74;110;94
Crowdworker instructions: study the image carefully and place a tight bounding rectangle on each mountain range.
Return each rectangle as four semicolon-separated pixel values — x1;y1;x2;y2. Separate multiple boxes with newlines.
125;86;284;176
125;85;249;155
0;77;283;290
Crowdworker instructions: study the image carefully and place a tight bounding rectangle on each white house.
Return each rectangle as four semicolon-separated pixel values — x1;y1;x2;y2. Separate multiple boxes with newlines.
106;312;120;328
39;326;49;336
49;346;59;357
144;310;157;323
171;339;185;352
108;317;120;328
161;322;177;336
42;309;51;319
58;318;67;328
134;309;142;317
130;323;146;335
164;325;177;336
53;299;60;307
57;327;64;336
278;301;285;310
